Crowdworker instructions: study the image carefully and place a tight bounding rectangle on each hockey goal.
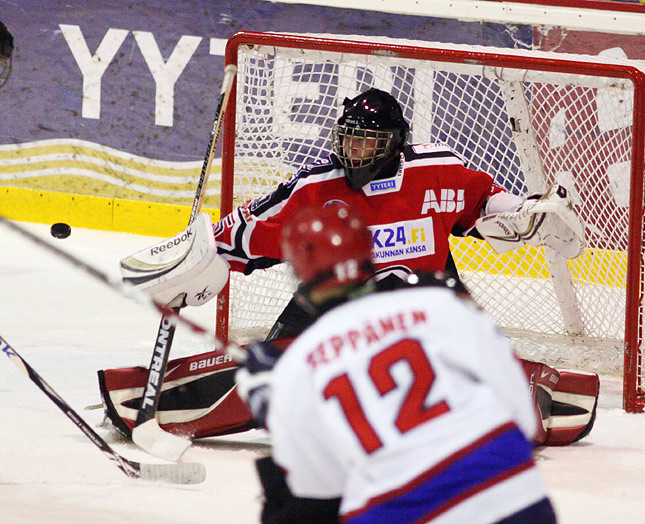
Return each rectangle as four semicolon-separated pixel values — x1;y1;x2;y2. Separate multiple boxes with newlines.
218;31;645;412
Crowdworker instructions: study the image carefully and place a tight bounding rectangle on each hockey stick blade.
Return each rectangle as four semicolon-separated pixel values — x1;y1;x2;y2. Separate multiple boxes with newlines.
138;461;205;484
0;334;205;484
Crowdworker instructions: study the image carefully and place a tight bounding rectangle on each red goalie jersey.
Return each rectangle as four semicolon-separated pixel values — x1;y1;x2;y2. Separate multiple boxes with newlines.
213;142;506;277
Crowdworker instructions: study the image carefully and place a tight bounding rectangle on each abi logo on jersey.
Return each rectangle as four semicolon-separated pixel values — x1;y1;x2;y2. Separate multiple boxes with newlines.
421;189;465;214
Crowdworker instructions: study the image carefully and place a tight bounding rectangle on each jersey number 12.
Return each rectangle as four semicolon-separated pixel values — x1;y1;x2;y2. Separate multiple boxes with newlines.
322;338;450;454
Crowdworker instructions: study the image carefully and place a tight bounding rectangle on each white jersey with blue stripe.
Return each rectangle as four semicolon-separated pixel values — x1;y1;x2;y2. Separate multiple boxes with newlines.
267;285;547;523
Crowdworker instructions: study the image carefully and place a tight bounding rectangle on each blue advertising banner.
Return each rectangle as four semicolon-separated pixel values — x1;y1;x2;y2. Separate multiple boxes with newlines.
0;0;529;209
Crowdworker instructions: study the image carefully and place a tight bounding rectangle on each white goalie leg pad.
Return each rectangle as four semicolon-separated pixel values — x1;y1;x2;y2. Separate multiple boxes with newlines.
475;184;586;259
120;212;229;306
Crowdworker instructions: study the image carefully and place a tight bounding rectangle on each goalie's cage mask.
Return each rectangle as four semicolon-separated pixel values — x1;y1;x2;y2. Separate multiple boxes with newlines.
332;88;409;189
281;205;374;311
0;21;13;89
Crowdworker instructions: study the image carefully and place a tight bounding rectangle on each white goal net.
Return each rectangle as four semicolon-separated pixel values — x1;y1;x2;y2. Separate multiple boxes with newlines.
218;32;645;412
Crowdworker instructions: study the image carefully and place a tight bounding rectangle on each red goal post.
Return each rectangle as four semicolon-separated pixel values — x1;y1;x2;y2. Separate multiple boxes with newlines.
219;31;645;412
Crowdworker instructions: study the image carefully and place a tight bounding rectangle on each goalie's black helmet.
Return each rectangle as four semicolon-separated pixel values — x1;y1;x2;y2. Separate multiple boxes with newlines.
332;88;409;189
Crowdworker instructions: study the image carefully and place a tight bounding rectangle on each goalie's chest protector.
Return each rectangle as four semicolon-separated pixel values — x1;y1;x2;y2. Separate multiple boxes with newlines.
311;143;497;274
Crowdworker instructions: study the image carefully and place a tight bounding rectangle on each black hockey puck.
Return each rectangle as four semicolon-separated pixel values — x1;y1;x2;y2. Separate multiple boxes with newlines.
50;222;71;239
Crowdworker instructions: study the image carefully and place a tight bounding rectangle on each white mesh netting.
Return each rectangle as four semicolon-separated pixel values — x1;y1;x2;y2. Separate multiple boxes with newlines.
221;34;644;409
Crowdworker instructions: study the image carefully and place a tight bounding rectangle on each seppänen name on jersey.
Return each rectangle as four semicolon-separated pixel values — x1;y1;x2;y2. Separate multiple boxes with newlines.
306;309;428;371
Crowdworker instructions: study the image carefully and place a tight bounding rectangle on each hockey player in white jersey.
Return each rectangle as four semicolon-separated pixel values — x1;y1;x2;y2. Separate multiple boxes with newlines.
234;205;558;524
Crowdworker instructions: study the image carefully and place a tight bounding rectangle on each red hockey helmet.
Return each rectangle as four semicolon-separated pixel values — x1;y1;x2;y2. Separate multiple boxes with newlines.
281;205;374;305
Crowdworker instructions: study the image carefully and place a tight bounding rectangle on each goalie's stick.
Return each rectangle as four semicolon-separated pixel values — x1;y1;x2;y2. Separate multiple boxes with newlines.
0;334;206;484
132;64;237;462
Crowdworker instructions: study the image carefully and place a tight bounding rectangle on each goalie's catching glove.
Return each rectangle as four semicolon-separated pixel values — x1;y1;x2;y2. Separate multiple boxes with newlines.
475;184;585;259
234;341;282;428
120;212;229;307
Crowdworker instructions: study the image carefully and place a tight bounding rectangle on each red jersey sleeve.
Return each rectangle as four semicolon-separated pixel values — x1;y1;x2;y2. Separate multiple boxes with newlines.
213;157;342;274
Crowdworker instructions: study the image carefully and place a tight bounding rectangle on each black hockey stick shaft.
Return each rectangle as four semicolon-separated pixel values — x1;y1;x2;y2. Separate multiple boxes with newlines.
0;334;205;483
134;64;237;433
188;64;238;224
